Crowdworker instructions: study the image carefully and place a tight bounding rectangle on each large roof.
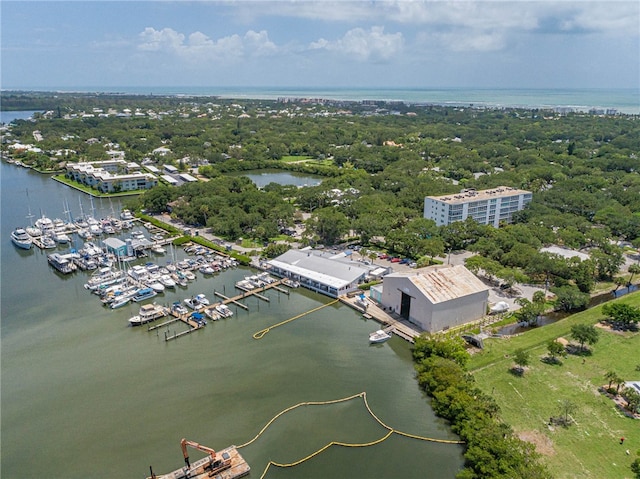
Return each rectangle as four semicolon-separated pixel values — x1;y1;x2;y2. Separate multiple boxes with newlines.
268;249;368;289
386;264;489;304
426;186;531;205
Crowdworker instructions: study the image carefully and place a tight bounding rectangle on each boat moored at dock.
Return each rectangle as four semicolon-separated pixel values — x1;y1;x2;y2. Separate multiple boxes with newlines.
47;252;77;274
128;303;168;326
11;228;33;250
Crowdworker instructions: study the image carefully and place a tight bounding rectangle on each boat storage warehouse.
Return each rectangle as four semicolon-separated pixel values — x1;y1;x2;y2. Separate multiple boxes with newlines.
267;249;369;298
377;264;490;333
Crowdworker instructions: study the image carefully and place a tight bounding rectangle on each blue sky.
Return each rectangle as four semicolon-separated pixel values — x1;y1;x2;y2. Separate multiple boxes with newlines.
1;1;638;90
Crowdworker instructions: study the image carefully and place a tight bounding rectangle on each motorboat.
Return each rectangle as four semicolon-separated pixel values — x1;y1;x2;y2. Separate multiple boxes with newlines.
147;280;165;293
490;301;510;314
132;287;157;303
215;303;233;318
171;301;189;316
204;306;221;321
47;253;77;274
11;228;33;250
25;225;42;237
40;235;57;249
151;244;166;254
184;293;209;310
369;328;393;344
199;264;215;275
84;267;124;290
109;290;136;309
35;215;55;235
128;303;168;326
120;209;134;220
50;228;71;244
159;274;176;288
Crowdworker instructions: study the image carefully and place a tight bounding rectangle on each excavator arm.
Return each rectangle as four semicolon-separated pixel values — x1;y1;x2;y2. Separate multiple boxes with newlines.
181;438;216;468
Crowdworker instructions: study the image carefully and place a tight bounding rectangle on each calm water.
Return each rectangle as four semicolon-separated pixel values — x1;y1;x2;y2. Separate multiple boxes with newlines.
0;158;463;477
226;169;323;188
17;86;640;114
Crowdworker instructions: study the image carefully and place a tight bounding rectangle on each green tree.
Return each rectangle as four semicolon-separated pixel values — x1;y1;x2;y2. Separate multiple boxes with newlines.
304;207;349;245
570;324;600;353
513;348;530;375
602;302;640;330
547;340;566;363
552;285;590;312
631;458;640;479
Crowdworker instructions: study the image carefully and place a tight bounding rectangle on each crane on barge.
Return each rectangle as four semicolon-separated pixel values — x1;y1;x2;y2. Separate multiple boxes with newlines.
181;438;232;476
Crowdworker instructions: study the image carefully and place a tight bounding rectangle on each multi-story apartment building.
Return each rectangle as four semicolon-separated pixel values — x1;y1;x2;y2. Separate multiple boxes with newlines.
424;186;532;227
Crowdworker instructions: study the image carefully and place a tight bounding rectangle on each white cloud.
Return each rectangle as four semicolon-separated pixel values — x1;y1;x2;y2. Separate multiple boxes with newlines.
310;26;403;61
137;27;277;61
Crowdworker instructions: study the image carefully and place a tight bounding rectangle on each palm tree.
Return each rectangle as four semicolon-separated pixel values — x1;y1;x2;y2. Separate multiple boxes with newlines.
628;263;640;286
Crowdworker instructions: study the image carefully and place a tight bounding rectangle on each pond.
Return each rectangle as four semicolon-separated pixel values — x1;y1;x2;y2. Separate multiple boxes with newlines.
226;169;323;188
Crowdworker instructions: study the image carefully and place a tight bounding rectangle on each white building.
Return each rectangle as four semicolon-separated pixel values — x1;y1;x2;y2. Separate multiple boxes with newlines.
424;186;532;227
267;249;372;298
374;264;490;333
65;160;158;193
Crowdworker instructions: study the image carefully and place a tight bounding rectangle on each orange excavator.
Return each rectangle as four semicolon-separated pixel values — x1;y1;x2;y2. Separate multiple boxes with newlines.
180;438;232;477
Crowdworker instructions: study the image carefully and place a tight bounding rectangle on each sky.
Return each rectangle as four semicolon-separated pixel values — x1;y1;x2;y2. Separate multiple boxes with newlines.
1;1;639;90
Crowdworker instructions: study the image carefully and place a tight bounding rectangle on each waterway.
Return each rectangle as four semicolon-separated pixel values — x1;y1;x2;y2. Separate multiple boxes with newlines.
226;169;323;188
0;157;463;477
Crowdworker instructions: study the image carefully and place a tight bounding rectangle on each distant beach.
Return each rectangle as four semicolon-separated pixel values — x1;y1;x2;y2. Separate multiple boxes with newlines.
4;86;639;114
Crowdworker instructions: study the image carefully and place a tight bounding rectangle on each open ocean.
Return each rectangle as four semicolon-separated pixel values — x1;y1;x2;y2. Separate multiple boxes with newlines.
9;86;640;114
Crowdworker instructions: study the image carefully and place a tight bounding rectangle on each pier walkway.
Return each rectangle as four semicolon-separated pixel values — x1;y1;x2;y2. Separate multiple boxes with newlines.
339;295;422;343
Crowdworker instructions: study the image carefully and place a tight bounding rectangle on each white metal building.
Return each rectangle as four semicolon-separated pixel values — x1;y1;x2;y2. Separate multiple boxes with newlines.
424;186;532;227
267;249;370;298
377;264;490;333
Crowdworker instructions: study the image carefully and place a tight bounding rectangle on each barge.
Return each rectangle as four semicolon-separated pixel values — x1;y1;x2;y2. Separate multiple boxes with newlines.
149;440;249;479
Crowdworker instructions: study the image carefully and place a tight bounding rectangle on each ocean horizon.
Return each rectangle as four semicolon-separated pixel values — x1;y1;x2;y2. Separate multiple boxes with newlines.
3;86;639;114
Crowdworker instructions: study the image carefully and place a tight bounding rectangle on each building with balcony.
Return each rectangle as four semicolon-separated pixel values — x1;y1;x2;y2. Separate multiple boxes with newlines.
424;186;532;227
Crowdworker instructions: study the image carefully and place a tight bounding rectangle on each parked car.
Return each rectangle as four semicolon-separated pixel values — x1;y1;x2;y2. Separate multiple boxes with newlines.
390;257;401;263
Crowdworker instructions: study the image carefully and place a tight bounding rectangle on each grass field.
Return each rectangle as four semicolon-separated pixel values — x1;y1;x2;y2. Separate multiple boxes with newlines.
470;292;640;479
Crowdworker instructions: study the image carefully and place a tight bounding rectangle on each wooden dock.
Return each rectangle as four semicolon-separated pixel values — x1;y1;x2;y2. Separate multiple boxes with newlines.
157;279;290;341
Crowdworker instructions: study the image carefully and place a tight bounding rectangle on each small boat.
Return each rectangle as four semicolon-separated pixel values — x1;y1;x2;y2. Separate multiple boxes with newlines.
50;229;71;244
147;280;165;293
369;328;393;344
40;235;57;249
199;264;215;275
215;304;233;318
120;209;134;220
490;301;510;314
171;301;189;316
11;228;33;250
184;293;209;309
204;306;221;321
132;287;157;303
25;225;42;237
47;253;76;274
128;303;168;326
109;291;135;309
151;244;166;254
159;274;176;288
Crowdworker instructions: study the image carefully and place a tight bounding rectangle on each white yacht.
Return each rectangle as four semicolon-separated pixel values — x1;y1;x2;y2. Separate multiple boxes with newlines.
11;228;33;249
128;303;168;326
184;293;209;309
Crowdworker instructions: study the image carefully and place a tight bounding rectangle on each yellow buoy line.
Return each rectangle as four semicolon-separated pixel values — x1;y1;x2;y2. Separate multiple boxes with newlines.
252;299;340;339
236;391;464;479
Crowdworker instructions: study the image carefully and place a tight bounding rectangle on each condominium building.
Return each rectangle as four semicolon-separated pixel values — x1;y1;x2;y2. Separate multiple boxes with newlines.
66;160;158;193
424;186;532;227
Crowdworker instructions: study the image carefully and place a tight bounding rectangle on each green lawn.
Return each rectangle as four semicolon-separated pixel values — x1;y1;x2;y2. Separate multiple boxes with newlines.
470;292;640;479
